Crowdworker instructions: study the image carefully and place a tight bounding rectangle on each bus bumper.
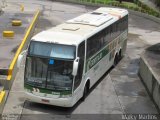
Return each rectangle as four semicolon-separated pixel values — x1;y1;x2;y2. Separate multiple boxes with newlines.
25;92;74;107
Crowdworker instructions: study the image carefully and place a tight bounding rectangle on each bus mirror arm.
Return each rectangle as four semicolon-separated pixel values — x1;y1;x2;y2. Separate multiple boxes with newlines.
17;50;27;68
72;57;79;76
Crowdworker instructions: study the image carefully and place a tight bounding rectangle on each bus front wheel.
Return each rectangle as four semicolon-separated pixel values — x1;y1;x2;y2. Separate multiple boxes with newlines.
81;83;89;101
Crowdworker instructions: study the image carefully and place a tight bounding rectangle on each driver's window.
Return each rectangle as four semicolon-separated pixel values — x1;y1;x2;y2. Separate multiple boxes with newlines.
74;41;85;90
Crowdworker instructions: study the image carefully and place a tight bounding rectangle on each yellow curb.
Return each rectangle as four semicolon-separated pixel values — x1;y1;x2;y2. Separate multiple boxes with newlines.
3;31;14;38
12;20;22;26
0;91;5;103
7;10;40;80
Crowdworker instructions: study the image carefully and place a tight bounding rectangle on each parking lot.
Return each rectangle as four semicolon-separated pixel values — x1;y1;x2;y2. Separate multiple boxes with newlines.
2;0;160;120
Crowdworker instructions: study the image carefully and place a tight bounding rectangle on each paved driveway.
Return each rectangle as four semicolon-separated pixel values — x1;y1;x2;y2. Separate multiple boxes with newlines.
2;1;160;120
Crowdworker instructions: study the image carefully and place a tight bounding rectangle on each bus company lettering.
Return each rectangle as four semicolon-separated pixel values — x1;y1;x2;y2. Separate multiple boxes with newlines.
88;52;103;69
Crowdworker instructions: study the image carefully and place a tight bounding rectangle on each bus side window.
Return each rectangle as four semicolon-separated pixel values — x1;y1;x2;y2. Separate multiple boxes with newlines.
74;41;85;90
87;36;96;59
104;28;109;45
87;31;105;59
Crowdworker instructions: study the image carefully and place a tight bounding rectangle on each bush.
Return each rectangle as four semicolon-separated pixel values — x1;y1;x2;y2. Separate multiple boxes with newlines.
134;7;140;11
141;9;147;13
81;0;160;18
116;0;134;2
107;1;119;6
155;0;160;7
135;0;160;18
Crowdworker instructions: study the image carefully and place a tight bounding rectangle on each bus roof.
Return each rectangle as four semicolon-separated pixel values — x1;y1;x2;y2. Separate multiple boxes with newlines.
32;7;128;45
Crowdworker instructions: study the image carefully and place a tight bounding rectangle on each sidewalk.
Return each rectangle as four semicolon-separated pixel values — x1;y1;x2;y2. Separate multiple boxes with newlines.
139;0;160;13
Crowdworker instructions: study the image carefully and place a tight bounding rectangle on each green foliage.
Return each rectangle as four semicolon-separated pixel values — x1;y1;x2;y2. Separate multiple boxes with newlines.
77;0;160;18
155;0;160;7
135;0;160;18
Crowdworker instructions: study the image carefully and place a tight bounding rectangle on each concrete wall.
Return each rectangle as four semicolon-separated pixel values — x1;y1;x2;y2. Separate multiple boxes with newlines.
139;55;160;110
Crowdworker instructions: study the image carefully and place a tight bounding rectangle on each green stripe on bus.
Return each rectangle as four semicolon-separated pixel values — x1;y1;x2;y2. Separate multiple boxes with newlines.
24;84;72;95
85;30;127;73
86;46;109;72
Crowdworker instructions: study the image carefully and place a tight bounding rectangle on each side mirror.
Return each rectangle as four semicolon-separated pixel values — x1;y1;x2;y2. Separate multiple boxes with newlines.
72;57;79;76
17;50;27;68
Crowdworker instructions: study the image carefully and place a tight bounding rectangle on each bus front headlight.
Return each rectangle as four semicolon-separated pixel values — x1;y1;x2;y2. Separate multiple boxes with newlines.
25;88;31;93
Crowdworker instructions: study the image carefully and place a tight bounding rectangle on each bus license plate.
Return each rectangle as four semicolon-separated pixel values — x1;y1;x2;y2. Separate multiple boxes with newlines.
41;99;50;103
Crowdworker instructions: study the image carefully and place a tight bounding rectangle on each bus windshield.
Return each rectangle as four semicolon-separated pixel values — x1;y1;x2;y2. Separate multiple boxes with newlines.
24;41;76;91
29;41;76;59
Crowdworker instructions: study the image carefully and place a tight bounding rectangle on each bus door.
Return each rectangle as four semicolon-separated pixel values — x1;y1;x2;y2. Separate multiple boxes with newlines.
74;41;85;99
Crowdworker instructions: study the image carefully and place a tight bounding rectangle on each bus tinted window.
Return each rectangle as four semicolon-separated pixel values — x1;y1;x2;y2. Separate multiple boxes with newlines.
87;15;128;60
87;32;103;59
29;41;76;59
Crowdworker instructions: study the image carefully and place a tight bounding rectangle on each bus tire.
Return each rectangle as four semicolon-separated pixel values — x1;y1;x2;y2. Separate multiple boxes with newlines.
81;82;89;101
113;54;118;67
118;50;122;61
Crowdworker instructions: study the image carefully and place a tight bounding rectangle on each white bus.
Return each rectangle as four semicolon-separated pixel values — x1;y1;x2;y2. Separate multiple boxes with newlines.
18;7;128;107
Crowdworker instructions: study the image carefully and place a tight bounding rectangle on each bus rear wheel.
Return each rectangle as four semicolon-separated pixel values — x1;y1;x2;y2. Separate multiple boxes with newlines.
113;54;119;67
118;50;122;61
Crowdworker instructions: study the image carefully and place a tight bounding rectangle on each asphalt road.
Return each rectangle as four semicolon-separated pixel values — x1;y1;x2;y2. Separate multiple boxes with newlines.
2;0;160;120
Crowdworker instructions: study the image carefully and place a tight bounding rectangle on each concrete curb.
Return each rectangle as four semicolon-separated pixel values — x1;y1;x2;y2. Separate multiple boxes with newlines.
139;54;160;111
0;10;40;114
129;9;160;24
0;91;7;114
54;0;107;7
